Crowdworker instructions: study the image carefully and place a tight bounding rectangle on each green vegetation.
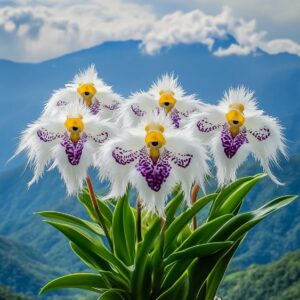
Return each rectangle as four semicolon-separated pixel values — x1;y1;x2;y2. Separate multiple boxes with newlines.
37;174;296;299
219;250;300;300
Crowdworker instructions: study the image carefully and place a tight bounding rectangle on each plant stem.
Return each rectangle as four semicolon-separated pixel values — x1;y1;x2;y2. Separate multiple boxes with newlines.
85;176;113;251
191;183;200;230
136;197;142;242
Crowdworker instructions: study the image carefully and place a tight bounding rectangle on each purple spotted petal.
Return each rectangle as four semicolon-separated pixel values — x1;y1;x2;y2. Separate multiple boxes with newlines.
248;127;271;141
112;147;140;165
197;118;221;133
90;99;101;115
131;103;146;117
170;109;181;128
221;125;249;159
90;132;109;143
37;128;62;142
103;102;120;110
57;100;68;107
60;133;87;165
136;148;172;192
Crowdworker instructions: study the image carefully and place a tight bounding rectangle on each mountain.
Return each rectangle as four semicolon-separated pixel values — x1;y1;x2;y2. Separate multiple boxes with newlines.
0;235;97;299
0;166;105;272
0;236;58;297
0;285;32;300
1;40;300;170
219;249;300;300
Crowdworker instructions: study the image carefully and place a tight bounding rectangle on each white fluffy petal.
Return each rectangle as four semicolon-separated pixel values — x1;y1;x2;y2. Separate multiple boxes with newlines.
246;114;286;184
210;132;251;186
116;92;157;127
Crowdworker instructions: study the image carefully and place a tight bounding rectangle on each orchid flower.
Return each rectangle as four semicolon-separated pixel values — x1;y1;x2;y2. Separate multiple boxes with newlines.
118;74;203;129
96;113;209;215
43;65;122;118
188;86;286;186
14;102;115;195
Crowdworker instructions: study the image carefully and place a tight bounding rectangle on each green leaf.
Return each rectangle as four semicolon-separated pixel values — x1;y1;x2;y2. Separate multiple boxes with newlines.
70;241;105;271
217;173;267;216
112;193;136;266
151;226;166;298
165;191;184;225
97;271;129;291
165;194;216;254
164;242;233;265
160;216;233;292
36;211;104;236
157;273;189;300
45;221;130;279
205;241;241;300
98;290;125;300
78;188;113;228
177;214;233;251
40;273;107;294
131;219;161;299
229;195;298;241
208;175;260;220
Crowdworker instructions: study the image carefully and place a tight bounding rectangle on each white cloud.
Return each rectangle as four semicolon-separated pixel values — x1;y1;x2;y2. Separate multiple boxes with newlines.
0;1;299;62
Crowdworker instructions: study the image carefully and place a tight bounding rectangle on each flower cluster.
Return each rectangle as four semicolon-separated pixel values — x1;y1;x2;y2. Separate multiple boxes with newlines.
14;66;286;215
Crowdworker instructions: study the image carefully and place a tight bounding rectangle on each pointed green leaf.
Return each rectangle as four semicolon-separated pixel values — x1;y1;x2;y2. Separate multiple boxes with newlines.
37;211;104;236
40;273;107;294
45;221;130;279
131;219;161;299
112;193;136;266
205;241;241;300
165;194;216;253
208;174;261;220
98;290;125;300
157;273;189;300
78;188;113;228
164;242;233;265
165;191;184;224
217;173;267;216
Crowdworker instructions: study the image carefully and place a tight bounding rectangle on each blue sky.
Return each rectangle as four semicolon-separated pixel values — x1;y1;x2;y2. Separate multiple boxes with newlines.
1;0;300;62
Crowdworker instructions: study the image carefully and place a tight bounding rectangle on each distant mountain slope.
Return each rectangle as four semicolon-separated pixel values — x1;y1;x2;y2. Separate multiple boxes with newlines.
1;40;300;169
0;236;59;297
0;166;105;272
219;250;300;300
0;285;32;300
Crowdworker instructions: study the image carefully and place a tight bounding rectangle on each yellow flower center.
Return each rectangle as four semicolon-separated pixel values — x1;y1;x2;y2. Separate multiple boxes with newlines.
159;90;176;114
77;83;97;106
64;115;84;144
145;123;166;162
226;103;245;137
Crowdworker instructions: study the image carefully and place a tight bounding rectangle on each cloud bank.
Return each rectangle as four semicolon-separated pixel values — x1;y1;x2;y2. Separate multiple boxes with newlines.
0;0;299;62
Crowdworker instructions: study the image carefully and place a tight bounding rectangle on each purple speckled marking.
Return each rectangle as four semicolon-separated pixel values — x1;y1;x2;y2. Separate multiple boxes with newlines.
103;102;120;110
90;132;109;143
131;103;146;117
57;100;68;107
197;118;221;133
37;128;62;142
170;109;181;128
170;109;198;128
221;125;248;159
60;133;87;165
112;147;140;165
135;148;172;192
90;99;101;115
249;127;271;141
170;151;193;168
112;146;193;191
